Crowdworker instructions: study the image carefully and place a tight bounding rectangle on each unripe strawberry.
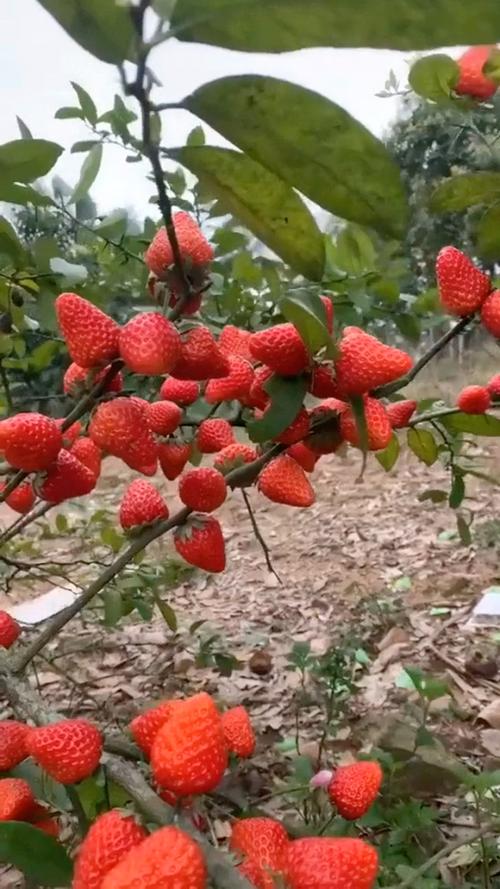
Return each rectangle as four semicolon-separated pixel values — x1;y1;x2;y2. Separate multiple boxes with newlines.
230;818;288;889
27;719;103;784
160;377;199;406
130;700;179;757
334;328;413;397
56;292;120;368
0;778;36;821
0;720;30;770
174;515;225;572
0;413;62;472
173;327;229;381
340;397;392;451
328;761;383;820
179;467;227;512
221;706;255;758
456;384;491;414
145;400;183;436
63;362;123;396
145;212;214;277
38;449;97;503
119;313;181;376
73;810;147;889
286;837;378;889
197;418;235;453
101;825;206;889
219;325;253;361
0;611;21;648
69;437;102;479
456;45;497;100
258;455;315;507
213;442;258;474
89;398;158;475
385;399;417;429
151;692;227;796
487;373;500;398
0;480;35;514
481;289;500;337
205;356;254;403
119;480;169;532
286;442;318;473
158;440;192;480
249;323;309;376
436;246;491;316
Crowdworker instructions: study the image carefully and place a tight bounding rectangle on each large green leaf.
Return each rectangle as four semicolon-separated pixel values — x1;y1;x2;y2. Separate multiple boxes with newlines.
442;412;500;436
247;374;308;443
36;0;135;63
0;182;53;207
0;140;63;183
170;0;500;51
170;146;324;280
408;54;459;103
71;145;103;203
183;76;408;238
0;822;72;886
430;172;500;213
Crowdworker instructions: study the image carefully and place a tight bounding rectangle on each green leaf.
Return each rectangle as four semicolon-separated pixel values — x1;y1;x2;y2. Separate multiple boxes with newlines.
0;181;53;206
187;125;205;147
183;76;408;239
333;224;377;276
100;525;124;553
415;726;436;746
0;822;72;886
0;139;63;183
71;82;98;125
36;0;135;64
247;374;308;443
171;145;325;280
457;513;472;546
0;218;26;264
376;434;400;471
449;472;465;509
16;117;33;139
476;204;500;261
280;292;334;357
407;428;438;466
408;54;459;102
395;313;421;342
55;513;68;533
170;0;500;52
430;172;500;213
153;594;178;631
71;140;102;153
55;106;84;120
442;412;500;436
418;489;448;503
103;588;123;627
71;144;102;204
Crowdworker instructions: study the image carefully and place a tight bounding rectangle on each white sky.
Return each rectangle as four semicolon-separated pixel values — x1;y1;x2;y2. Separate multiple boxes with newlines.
0;0;421;216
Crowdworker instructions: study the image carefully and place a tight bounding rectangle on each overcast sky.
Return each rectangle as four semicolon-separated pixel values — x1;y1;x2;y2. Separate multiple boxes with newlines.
1;1;428;217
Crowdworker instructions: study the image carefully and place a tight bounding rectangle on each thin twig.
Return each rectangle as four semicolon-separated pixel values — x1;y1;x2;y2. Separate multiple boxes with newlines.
241;489;282;584
0;501;52;546
386;826;495;889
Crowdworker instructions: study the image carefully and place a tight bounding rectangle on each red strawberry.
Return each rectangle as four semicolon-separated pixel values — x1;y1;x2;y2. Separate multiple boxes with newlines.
55;418;82;448
436;246;491;316
221;707;255;758
0;778;35;821
179;467;227;512
219;325;253;361
26;719;103;784
173;327;229;380
286;837;378;889
145;400;183;436
487;373;500;398
340;397;392;451
320;295;334;333
101;825;206;889
286;442;318;473
334;328;413;396
119;480;169;532
89;398;158;475
310;364;338;398
249;324;309;376
328;761;383;820
0;611;21;649
73;810;147;889
130;700;179;757
174;515;226;572
247;366;273;410
239;858;268;889
33;814;60;838
205;356;254;403
56;292;120;368
230;818;288;889
145;212;214;277
119;313;181;376
158;440;192;480
456;384;491;414
307;399;347;455
456;45;497;100
38;449;96;503
213;442;258;474
0;413;62;472
0;721;30;770
160;377;199;406
70;437;102;479
385;399;417;429
274;407;310;445
151;693;227;796
481;289;500;337
0;481;35;514
63;362;123;396
258;455;315;507
197;418;235;453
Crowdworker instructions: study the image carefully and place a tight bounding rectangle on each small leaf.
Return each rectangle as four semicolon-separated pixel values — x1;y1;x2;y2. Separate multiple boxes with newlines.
100;525;124;553
153;593;178;631
376;434;400;471
407;428;438;466
442;412;500;436
187;125;205;147
55;106;84;120
280;291;335;357
55;513;68;533
420;676;449;702
16;117;32;139
430;172;500;213
418;489;448;503
71;140;102;153
0;822;72;886
71;144;102;203
395;313;421;342
457;514;472;546
415;726;436;746
103;588;123;627
71;82;98;125
409;54;459;102
247;374;308;443
449;472;465;509
0;139;63;182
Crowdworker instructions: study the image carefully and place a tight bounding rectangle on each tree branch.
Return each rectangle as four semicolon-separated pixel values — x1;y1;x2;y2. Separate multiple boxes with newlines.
241;489;282;584
0;501;52;546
